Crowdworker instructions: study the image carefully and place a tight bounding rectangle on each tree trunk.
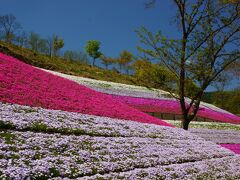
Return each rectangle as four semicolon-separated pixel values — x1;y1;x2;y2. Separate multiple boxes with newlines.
181;118;190;130
92;58;96;67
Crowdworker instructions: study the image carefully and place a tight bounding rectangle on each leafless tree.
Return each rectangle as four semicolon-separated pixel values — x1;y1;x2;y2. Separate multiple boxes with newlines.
0;14;21;43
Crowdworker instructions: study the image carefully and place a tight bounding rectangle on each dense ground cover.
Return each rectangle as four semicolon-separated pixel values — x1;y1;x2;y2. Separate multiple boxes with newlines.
164;120;240;131
0;52;172;127
1;49;239;178
44;69;240;125
0;102;240;179
41;68;171;99
189;128;240;144
164;121;240;155
220;144;240;154
112;95;240;124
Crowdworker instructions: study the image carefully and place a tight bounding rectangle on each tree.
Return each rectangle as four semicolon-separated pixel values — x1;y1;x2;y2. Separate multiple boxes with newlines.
53;36;64;57
28;32;41;51
46;35;55;57
100;55;116;69
38;39;48;54
226;87;240;114
28;32;48;54
15;31;28;47
213;72;231;108
64;50;89;64
118;50;133;73
137;0;240;130
85;40;102;67
64;50;76;61
0;14;21;43
133;59;176;89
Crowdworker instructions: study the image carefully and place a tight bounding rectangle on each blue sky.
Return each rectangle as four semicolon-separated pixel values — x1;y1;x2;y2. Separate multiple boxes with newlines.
0;0;238;91
0;0;178;56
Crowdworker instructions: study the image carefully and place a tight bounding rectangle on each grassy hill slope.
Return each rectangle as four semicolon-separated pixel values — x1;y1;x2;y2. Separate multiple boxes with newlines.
0;41;136;85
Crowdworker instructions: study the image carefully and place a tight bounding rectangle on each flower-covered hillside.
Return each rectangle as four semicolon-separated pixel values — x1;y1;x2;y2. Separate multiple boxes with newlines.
0;102;240;179
0;52;172;127
112;95;240;124
164;120;240;154
44;69;240;124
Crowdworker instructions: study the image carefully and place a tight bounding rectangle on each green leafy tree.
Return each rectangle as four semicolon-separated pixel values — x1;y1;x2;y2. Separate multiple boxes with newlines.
226;88;240;114
133;59;176;89
85;40;102;67
53;36;64;57
138;0;240;130
28;32;41;51
0;14;21;43
118;50;133;73
28;32;48;54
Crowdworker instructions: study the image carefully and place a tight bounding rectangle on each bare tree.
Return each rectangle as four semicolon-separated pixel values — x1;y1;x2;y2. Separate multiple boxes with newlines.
46;35;54;57
137;0;240;130
0;14;21;43
15;31;28;47
100;55;116;69
28;32;41;51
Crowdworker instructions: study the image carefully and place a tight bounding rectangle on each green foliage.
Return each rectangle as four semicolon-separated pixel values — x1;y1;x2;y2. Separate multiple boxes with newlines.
184;79;201;98
100;55;116;69
31;122;48;132
118;50;133;72
0;41;138;86
28;32;53;55
133;59;176;89
0;120;15;130
136;0;240;129
53;36;64;57
203;88;240;114
63;50;89;64
85;40;102;66
0;132;16;144
49;167;61;177
28;32;41;51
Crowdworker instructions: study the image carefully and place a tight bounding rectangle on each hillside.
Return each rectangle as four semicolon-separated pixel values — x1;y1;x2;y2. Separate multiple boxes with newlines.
0;49;240;178
0;52;172;127
203;91;240;115
1;102;240;179
0;41;136;85
42;68;240;125
0;41;238;115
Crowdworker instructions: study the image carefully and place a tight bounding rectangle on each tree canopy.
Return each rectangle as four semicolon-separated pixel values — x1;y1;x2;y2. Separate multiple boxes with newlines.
85;40;102;67
138;0;240;130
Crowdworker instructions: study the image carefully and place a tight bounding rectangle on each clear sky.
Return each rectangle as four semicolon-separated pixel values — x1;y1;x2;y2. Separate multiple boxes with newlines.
0;0;178;56
0;0;238;91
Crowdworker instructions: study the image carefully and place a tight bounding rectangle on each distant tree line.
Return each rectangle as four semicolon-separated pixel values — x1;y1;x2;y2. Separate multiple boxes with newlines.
0;13;175;85
0;14;146;77
0;14;89;64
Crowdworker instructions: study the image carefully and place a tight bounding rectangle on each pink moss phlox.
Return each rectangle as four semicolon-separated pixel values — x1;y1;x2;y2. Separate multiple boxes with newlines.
111;95;240;124
0;52;173;127
220;144;240;154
